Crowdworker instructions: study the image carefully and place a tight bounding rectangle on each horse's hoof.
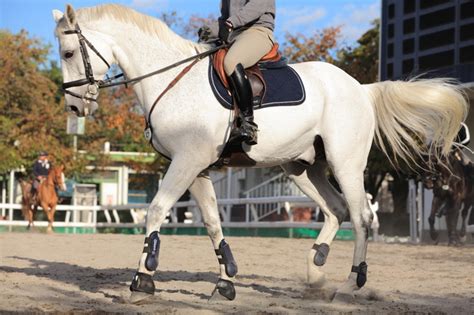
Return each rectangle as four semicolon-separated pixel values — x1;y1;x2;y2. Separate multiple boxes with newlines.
208;278;236;302
307;273;326;288
332;291;355;304
129;291;154;304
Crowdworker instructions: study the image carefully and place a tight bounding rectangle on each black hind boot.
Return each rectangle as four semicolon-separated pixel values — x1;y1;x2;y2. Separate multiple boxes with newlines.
229;63;258;145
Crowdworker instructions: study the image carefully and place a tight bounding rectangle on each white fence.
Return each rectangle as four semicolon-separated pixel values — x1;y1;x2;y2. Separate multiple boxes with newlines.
0;196;352;230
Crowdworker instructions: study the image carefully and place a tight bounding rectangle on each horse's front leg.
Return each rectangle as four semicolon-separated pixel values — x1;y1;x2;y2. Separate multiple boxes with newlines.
129;157;207;303
188;172;237;301
41;202;54;233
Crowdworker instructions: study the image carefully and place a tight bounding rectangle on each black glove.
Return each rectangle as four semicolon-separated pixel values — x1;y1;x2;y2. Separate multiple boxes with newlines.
219;20;233;43
198;26;211;43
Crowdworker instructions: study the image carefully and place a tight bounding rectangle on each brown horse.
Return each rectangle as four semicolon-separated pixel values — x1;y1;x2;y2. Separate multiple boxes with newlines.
20;165;67;232
423;150;473;245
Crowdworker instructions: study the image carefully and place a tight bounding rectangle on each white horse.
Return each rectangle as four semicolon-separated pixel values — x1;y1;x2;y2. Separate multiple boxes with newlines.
52;4;468;302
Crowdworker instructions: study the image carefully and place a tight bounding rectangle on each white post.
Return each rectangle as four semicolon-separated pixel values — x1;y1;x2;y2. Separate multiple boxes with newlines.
122;165;128;205
8;170;15;221
1;179;6;218
408;179;419;243
417;181;423;242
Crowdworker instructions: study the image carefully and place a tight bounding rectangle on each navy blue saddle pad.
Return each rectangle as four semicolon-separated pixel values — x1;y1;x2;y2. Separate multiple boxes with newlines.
208;61;306;110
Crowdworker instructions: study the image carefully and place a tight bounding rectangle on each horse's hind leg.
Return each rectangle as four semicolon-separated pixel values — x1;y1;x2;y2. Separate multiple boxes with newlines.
446;201;462;246
331;165;373;300
129;157;208;303
428;198;440;243
459;203;470;242
282;161;347;287
188;172;237;301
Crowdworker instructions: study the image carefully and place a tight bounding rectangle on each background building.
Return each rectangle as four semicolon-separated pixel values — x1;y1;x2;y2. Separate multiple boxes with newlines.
380;0;474;158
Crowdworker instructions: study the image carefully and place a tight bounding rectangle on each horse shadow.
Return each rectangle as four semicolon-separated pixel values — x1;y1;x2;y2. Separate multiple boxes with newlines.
1;256;301;302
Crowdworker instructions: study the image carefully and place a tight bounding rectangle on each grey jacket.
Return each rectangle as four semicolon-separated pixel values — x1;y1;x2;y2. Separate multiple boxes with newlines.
209;0;275;41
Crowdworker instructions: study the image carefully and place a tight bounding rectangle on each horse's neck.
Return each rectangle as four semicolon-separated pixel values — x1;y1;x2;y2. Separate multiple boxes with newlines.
93;20;201;112
44;172;56;188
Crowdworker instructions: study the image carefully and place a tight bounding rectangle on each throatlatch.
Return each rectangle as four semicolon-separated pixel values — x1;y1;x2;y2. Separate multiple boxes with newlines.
351;261;368;288
215;239;238;277
130;272;155;294
143;231;161;271
312;243;330;266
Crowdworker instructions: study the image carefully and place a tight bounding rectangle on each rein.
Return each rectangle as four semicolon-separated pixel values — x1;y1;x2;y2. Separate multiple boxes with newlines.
62;23;226;102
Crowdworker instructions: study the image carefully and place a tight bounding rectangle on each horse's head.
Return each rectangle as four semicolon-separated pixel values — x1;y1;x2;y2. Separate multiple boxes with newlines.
51;165;67;192
53;5;115;117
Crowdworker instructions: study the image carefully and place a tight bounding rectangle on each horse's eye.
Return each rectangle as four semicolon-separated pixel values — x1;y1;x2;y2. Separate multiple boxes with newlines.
64;51;74;59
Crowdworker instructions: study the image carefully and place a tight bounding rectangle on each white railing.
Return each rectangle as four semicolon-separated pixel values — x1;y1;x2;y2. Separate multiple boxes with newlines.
242;173;308;221
0;196;342;230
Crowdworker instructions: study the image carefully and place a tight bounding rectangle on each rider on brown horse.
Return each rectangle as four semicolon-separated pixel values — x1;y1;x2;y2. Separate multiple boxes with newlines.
32;151;51;198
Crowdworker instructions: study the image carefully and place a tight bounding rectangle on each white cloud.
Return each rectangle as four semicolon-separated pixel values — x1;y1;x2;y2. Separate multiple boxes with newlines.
331;1;380;44
130;0;168;11
279;7;327;32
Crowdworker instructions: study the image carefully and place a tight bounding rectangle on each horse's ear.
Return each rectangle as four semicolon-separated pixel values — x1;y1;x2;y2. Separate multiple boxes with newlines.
65;4;77;27
52;9;64;23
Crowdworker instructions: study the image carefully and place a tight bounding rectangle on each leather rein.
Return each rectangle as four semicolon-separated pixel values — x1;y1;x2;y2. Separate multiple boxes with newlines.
61;23;226;150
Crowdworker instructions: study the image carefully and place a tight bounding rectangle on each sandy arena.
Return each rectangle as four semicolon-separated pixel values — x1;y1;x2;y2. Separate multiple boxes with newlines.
1;232;473;314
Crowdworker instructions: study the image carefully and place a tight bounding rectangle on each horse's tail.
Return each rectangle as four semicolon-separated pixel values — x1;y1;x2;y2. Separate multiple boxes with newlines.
364;78;468;167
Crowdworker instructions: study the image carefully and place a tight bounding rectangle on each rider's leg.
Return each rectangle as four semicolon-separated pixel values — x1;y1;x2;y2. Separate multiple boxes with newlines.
224;27;274;145
188;172;238;300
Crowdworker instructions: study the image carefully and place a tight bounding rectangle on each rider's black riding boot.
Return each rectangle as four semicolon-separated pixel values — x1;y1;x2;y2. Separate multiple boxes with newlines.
229;63;258;145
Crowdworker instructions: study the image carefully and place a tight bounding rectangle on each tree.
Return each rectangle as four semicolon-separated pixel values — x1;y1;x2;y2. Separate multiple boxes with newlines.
283;26;342;63
336;19;379;84
0;30;167;178
0;30;76;174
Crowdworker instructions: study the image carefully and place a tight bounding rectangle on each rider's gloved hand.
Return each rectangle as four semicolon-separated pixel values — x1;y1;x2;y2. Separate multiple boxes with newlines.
218;20;233;43
198;26;211;43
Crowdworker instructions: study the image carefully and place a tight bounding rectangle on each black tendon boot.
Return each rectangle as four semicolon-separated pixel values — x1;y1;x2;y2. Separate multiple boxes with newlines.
229;63;258;145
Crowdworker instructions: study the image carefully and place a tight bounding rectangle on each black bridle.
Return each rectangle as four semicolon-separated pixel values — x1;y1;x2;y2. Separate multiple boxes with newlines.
61;23;226;103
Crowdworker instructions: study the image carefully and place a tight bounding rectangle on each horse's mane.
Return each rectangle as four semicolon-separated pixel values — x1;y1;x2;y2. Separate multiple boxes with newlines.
76;4;207;53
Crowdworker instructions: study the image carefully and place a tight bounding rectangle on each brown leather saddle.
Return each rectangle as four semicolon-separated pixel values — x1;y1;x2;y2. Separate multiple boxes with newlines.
212;44;282;109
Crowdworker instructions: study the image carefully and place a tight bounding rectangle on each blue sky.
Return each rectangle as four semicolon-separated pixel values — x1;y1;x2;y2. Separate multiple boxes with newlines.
0;0;380;62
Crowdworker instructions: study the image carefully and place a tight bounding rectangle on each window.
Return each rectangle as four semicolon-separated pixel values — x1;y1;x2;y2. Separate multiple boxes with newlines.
388;23;394;39
403;59;415;75
461;2;474;19
387;24;395;38
403;38;415;54
388;4;395;19
404;18;415;34
419;50;454;70
420;0;450;10
460;23;474;42
387;63;393;78
460;46;474;64
388;43;394;58
404;0;415;14
420;7;455;30
419;29;455;51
